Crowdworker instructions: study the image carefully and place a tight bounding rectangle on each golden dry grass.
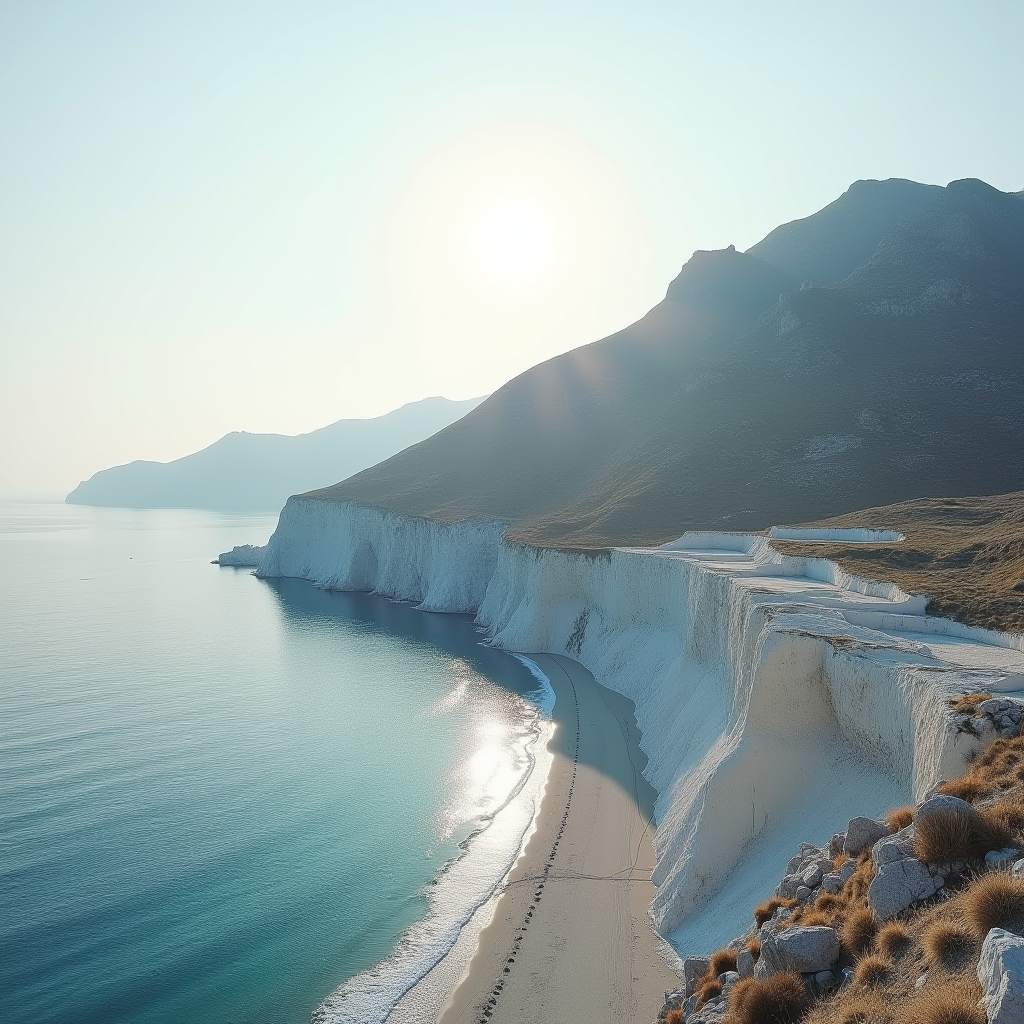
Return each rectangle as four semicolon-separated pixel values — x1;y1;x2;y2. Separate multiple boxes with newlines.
768;742;1024;1024
840;908;878;957
775;491;1024;633
707;948;738;977
815;893;842;915
693;977;722;1009
962;871;1024;938
921;921;976;971
875;922;912;960
825;992;890;1024
896;977;986;1024
911;803;1012;863
948;692;992;715
853;954;893;987
939;737;1024;805
728;972;809;1024
989;798;1024;831
754;896;798;928
693;948;738;1009
939;776;991;803
885;806;915;832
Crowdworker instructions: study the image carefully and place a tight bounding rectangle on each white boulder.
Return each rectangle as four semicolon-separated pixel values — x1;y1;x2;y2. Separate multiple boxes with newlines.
760;925;840;974
873;824;916;867
868;857;944;921
845;817;888;855
977;928;1024;1024
914;794;983;837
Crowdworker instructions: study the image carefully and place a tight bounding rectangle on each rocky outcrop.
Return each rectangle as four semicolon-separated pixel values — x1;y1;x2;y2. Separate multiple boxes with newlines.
214;543;267;566
663;782;1024;1021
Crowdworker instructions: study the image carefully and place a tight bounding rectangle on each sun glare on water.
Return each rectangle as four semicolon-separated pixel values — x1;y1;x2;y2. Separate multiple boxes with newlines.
469;195;557;287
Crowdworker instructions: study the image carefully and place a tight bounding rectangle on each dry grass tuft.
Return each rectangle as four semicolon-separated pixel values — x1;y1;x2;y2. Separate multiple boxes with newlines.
747;936;762;959
940;736;1024;804
664;1011;683;1024
947;692;992;715
841;907;878;957
815;893;842;914
912;803;1012;863
693;948;737;1009
962;871;1024;938
988;798;1024;832
853;954;892;987
939;777;989;803
922;921;976;971
694;977;722;1009
897;977;986;1024
830;993;892;1024
833;852;852;872
886;806;915;832
842;856;875;904
707;948;738;978
754;897;798;928
875;921;912;959
728;971;809;1024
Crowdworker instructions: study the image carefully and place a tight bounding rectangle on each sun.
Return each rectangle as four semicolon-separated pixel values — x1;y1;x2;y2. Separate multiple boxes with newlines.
468;195;557;287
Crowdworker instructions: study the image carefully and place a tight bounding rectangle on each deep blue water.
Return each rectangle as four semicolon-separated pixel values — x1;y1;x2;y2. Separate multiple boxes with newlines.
0;502;543;1024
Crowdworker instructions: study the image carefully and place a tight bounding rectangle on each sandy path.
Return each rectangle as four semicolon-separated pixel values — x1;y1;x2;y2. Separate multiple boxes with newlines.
437;654;679;1024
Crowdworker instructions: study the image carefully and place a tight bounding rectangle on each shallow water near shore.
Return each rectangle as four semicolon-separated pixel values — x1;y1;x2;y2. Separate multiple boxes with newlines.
0;501;548;1024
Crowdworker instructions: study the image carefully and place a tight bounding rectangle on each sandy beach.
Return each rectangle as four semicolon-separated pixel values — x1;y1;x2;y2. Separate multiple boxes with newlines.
436;653;680;1024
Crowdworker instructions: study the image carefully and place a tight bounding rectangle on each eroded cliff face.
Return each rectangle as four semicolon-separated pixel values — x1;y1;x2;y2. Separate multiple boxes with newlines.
258;497;1024;946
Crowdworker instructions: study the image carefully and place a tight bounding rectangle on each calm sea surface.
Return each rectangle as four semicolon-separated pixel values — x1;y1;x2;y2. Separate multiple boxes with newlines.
0;502;545;1024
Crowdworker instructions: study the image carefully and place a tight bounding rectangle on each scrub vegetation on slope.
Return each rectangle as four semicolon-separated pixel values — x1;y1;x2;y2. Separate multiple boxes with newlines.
664;731;1024;1024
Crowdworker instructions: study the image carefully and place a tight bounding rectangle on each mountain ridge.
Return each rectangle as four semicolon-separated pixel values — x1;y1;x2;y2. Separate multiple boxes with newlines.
66;396;484;513
310;178;1024;547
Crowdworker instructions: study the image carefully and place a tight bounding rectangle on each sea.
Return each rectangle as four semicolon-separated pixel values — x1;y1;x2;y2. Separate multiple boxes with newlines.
0;501;553;1024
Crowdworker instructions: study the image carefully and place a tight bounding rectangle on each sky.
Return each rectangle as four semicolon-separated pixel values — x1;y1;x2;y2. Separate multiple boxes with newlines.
1;1;1022;494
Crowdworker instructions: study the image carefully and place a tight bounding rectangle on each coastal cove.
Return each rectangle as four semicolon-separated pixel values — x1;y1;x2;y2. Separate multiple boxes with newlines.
0;502;552;1024
258;496;1024;980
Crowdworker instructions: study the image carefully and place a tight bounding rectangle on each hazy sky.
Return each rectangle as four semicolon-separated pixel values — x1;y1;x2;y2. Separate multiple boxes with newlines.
2;1;1021;493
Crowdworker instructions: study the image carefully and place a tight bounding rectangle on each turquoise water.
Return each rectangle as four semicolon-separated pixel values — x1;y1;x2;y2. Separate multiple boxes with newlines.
0;502;544;1024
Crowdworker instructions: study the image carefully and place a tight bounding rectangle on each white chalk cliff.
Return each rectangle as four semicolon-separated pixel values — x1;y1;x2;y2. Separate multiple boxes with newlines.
257;497;1024;952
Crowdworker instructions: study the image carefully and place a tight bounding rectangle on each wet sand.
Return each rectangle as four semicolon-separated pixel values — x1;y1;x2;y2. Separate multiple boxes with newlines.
436;653;680;1024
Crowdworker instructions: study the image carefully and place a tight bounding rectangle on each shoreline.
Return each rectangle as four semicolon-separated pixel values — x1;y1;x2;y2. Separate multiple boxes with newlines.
314;659;556;1024
428;653;680;1024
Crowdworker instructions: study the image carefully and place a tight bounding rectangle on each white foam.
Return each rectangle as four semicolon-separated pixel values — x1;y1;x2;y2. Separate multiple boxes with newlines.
259;500;1024;953
313;696;554;1024
511;654;556;718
